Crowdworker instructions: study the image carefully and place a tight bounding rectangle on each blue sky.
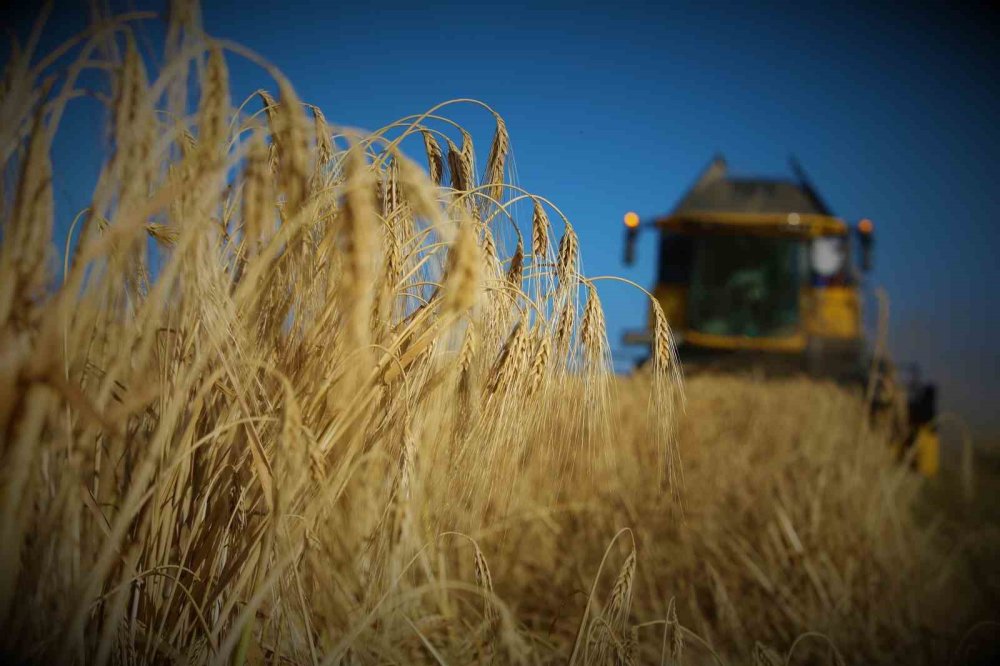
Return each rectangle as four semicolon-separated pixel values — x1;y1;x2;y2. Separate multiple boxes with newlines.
6;1;999;438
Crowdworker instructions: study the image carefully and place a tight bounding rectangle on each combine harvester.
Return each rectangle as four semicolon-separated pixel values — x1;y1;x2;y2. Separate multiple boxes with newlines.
621;156;939;476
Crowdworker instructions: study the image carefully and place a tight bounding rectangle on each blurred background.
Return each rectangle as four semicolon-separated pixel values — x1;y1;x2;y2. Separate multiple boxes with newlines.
6;1;999;448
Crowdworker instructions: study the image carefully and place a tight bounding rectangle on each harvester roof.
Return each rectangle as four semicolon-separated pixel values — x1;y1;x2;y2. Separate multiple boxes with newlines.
671;155;831;216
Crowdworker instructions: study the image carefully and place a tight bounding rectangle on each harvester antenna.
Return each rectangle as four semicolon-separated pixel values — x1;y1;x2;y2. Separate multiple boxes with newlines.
789;154;833;215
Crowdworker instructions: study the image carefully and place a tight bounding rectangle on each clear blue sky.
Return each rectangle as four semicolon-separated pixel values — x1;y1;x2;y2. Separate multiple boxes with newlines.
7;1;999;438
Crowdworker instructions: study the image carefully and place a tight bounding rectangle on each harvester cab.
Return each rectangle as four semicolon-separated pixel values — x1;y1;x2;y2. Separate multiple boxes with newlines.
622;155;939;475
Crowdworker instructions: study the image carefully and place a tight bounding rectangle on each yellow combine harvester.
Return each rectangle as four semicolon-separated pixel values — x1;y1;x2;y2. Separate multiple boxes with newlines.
622;156;939;475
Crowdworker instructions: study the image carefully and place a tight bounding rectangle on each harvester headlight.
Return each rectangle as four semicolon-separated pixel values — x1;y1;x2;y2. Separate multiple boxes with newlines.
811;236;847;277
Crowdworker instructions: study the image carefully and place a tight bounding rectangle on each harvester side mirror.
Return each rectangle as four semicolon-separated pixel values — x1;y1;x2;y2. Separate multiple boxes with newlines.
857;218;874;272
623;211;640;266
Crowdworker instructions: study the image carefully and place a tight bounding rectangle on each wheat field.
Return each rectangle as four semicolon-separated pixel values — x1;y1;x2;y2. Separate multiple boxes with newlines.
0;4;989;664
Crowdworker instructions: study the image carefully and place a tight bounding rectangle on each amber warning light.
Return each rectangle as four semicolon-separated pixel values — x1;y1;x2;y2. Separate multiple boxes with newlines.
623;212;640;265
857;218;874;272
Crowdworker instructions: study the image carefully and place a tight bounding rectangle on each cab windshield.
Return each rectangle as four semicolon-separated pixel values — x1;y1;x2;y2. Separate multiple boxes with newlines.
687;235;803;338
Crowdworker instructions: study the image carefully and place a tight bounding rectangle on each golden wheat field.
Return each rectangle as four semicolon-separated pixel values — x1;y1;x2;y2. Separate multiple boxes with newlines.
0;4;994;665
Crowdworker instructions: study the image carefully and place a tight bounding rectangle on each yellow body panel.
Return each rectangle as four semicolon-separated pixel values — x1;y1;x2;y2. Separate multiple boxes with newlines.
658;211;848;237
805;286;862;339
683;329;807;352
915;426;940;477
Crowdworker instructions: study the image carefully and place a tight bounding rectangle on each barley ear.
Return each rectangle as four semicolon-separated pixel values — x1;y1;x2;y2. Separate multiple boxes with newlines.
341;143;378;354
242;129;274;251
456;320;478;432
484;114;509;203
459;128;475;188
274;78;310;214
506;239;524;294
447;138;472;193
473;544;499;628
580;282;606;366
443;217;481;315
487;315;528;395
651;299;674;376
666;597;683;662
197;45;229;160
421;129;445;186
114;37;156;202
752;643;782;666
531;199;550;260
606;549;636;630
554;298;575;359
395;155;441;230
3;106;53;319
527;333;550;396
257;90;279;172
313;106;334;166
145;223;179;248
479;223;500;278
556;223;578;285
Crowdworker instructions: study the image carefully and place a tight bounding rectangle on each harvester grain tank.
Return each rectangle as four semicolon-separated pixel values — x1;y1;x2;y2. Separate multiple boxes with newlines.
621;156;939;475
